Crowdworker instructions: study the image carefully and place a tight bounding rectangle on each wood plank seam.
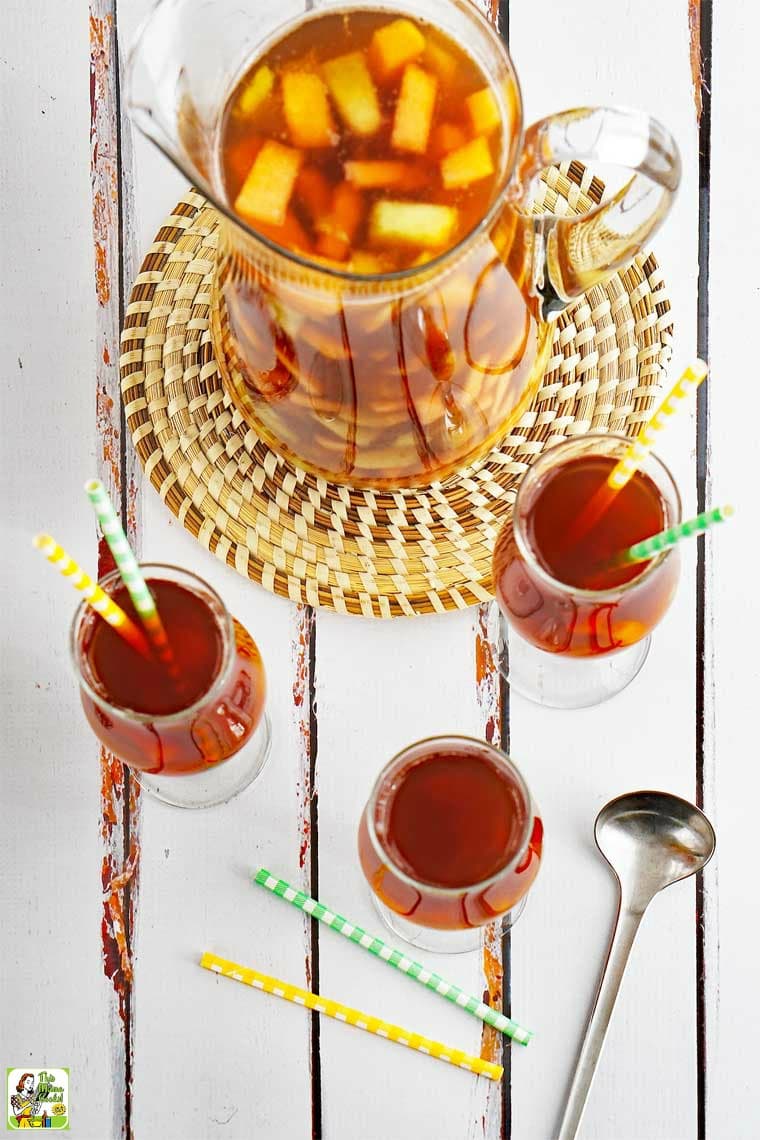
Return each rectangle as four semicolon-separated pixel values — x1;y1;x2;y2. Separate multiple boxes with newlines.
693;1;713;1137
473;601;512;1140
294;603;322;1138
90;2;140;1136
473;7;510;1138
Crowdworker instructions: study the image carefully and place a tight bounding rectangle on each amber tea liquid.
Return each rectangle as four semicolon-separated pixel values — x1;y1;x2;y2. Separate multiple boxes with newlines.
78;577;266;775
358;738;543;930
221;10;507;269
494;451;681;657
213;6;550;485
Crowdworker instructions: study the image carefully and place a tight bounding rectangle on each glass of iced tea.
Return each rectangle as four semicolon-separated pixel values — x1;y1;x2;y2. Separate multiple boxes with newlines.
127;0;680;487
358;735;543;953
492;434;682;709
71;564;270;808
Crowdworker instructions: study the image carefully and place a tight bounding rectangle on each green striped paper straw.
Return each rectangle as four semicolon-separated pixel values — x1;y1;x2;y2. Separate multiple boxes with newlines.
85;479;175;669
253;868;532;1046
619;503;734;565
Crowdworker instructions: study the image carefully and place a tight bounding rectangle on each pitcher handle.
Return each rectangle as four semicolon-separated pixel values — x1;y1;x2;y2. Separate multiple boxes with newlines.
515;107;681;316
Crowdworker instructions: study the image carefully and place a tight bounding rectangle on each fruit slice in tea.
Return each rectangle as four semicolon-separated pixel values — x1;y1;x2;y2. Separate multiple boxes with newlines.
234;140;303;226
369;201;458;248
391;63;438;154
441;136;495;189
321;51;381;137
282;72;336;148
369;17;426;81
221;9;510;273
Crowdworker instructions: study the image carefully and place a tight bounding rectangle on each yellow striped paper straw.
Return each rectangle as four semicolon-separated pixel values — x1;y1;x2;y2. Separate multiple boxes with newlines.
85;479;176;672
200;952;503;1081
33;533;151;658
607;360;708;490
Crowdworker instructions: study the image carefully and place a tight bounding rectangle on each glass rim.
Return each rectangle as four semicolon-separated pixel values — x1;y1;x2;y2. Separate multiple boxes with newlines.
364;733;535;897
134;0;524;287
512;432;683;602
69;562;236;726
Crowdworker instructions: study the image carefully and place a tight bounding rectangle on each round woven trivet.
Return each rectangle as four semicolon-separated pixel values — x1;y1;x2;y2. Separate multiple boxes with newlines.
120;163;673;617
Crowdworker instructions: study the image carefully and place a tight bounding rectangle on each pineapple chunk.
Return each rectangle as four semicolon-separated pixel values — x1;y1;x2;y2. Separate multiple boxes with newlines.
429;121;469;159
466;87;501;136
369;200;458;248
296;166;332;221
316;182;365;261
234;140;303;227
344;159;428;190
440;136;494;189
322;52;381;136
391;64;438;154
422;39;457;83
237;65;275;116
282;72;336;148
369;18;426;81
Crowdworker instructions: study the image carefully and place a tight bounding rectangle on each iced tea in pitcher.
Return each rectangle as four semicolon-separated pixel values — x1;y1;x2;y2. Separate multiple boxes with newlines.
214;6;549;485
129;0;680;488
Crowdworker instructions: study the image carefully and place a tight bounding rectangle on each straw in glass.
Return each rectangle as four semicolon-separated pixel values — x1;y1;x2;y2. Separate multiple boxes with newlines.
612;504;734;567
84;479;176;672
253;868;532;1045
200;951;503;1080
33;533;151;658
561;361;708;552
606;360;708;491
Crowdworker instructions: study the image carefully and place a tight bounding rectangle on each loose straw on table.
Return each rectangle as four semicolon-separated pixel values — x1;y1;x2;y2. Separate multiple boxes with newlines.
253;868;532;1046
200;952;503;1081
606;360;708;491
85;479;176;673
33;533;151;658
613;503;734;567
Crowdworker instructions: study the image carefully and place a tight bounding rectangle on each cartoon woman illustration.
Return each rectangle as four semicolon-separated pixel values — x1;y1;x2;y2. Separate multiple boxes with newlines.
9;1074;45;1128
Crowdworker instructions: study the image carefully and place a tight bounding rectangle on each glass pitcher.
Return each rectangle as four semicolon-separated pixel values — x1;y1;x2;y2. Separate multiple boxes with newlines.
127;0;680;488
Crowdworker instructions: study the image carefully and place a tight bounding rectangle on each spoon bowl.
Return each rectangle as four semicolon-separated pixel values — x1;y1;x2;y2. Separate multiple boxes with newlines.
595;790;716;912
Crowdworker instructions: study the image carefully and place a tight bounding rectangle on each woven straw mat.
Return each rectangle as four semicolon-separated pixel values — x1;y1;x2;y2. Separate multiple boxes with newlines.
120;163;673;618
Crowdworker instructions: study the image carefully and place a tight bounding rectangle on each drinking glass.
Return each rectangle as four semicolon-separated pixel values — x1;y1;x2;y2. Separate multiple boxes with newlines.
358;735;543;953
71;564;271;808
492;434;681;709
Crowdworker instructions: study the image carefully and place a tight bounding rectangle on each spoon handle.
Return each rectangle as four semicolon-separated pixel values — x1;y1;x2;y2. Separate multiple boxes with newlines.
557;902;644;1140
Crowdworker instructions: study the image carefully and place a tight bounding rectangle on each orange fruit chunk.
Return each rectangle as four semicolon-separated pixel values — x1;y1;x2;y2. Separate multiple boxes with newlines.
429;122;469;159
344;159;428;190
316;182;365;261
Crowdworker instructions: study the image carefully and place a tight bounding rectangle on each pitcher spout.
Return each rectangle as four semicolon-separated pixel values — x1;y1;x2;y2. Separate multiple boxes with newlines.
125;0;239;203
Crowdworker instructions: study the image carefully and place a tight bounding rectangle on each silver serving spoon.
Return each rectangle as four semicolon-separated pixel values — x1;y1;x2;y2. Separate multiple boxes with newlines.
557;790;716;1140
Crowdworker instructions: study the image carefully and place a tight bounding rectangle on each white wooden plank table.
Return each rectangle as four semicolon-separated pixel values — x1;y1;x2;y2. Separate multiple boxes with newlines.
2;1;759;1137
